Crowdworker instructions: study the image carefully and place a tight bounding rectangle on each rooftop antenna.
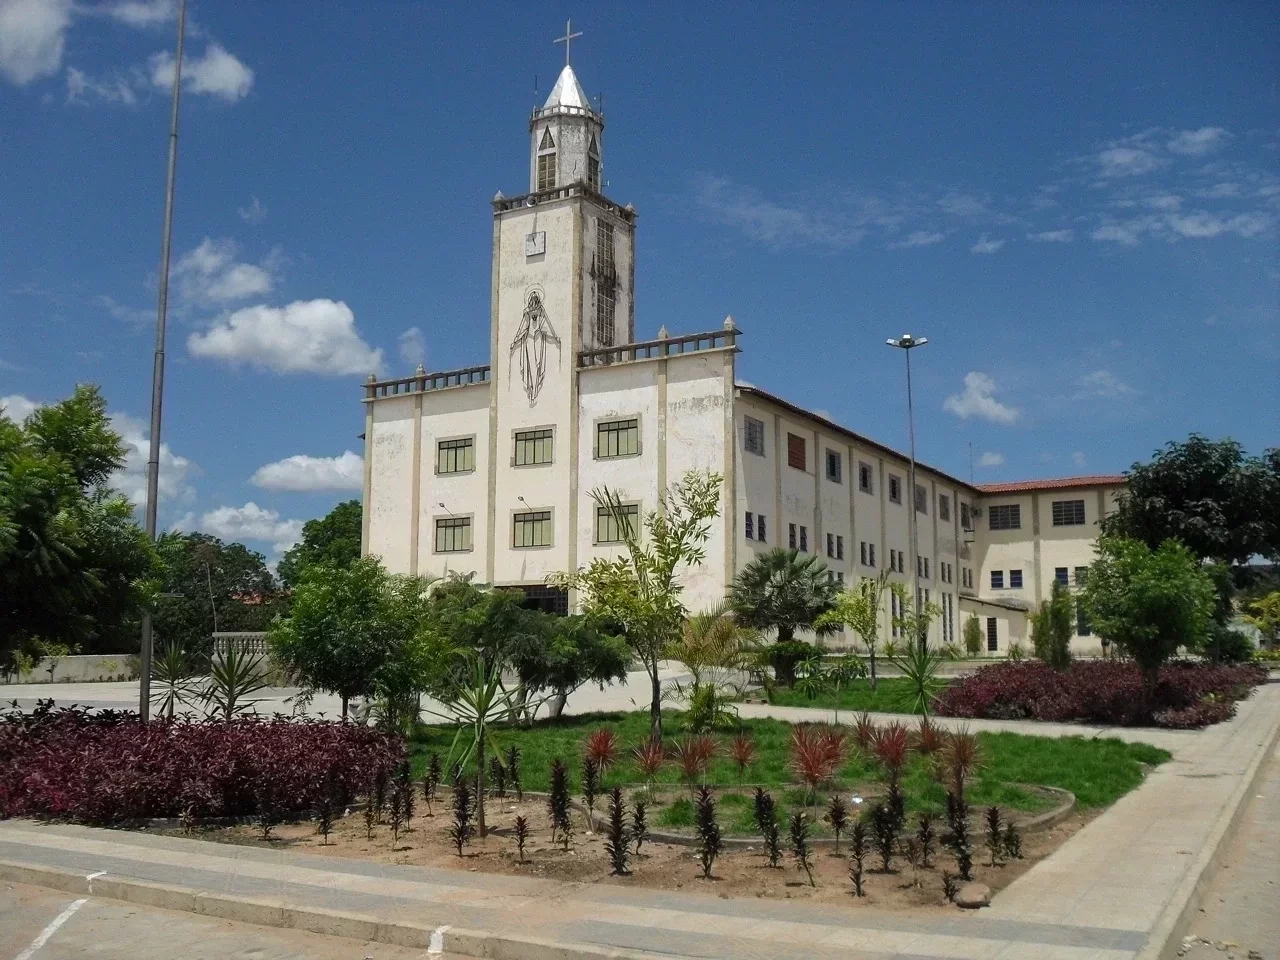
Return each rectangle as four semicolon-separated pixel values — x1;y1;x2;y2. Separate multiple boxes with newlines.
969;441;974;483
533;73;538;107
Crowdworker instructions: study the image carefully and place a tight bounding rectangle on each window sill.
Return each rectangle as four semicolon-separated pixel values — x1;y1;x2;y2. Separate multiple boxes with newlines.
435;469;477;477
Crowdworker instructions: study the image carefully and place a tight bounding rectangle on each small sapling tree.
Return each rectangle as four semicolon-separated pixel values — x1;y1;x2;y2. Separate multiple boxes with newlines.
985;806;1004;867
1002;821;1023;860
915;811;936;869
632;800;649;854
505;745;523;801
605;788;631;876
513;815;529;862
549;758;572;850
695;786;722;880
790;811;815;886
449;779;474;856
826;794;849;854
849;820;867;896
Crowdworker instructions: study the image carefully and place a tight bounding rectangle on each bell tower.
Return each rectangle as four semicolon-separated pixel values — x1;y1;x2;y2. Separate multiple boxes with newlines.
530;20;604;193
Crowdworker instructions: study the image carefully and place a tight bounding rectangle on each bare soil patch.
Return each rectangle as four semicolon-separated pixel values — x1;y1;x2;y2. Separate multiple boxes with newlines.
166;789;1093;911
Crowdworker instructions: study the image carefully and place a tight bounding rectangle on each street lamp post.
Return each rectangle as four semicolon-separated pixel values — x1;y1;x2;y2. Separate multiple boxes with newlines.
886;333;928;650
139;0;187;720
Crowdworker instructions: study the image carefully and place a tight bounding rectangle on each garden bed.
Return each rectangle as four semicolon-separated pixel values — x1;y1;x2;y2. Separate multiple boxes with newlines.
165;787;1096;911
935;660;1267;728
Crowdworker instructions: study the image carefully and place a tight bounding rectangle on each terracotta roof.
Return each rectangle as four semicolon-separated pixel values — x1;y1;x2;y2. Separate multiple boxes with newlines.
976;475;1126;494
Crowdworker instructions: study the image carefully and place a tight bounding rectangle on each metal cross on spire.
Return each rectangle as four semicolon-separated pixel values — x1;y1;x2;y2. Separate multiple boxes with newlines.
554;18;582;66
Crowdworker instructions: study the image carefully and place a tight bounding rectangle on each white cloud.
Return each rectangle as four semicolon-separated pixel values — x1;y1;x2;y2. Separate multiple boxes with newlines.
187;298;384;375
943;372;1020;425
1076;370;1135;399
970;235;1006;254
692;174;865;248
200;502;304;553
0;0;71;85
888;230;945;249
95;294;151;330
1196;182;1240;199
109;411;197;507
1166;211;1272;239
1092;221;1148;245
1143;194;1183;211
173;237;275;305
101;0;176;27
65;65;137;105
150;43;252;102
1071;451;1087;468
398;326;426;366
0;392;40;422
251;451;364;492
1167;126;1230;157
237;196;267;224
937;192;989;218
978;451;1005;468
1096;144;1163;178
1027;229;1073;243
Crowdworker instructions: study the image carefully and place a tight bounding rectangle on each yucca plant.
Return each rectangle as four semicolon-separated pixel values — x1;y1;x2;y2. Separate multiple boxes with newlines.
789;724;845;807
886;633;947;715
826;794;849;853
423;753;442;817
1002;821;1023;860
582;756;601;824
505;745;522;801
942;728;981;796
695;786;722;879
873;721;911;779
729;733;755;784
985;806;1004;867
913;716;947;758
548;758;572;850
449;778;474;856
849;820;867;896
150;642;199;720
790;811;815;886
489;754;506;798
916;811;937;868
870;802;897;872
631;737;666;802
671;735;717;796
513;815;529;863
944;791;973;881
584;728;620;776
202;643;271;721
852;712;879;754
632;800;649;854
753;787;782;867
605;788;631;876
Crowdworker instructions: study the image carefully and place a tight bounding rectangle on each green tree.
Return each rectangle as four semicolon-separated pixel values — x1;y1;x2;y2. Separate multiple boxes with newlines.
1079;537;1216;703
0;386;159;669
555;470;722;739
962;615;983;658
1242;591;1280;648
152;533;286;659
1030;579;1074;669
886;584;946;714
816;571;889;688
729;548;838;686
268;556;440;719
277;499;362;589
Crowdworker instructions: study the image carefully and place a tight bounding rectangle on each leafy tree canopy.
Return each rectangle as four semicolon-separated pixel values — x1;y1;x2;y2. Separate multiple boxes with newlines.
152;532;286;657
0;385;159;666
729;548;838;646
277;499;362;588
1102;434;1280;567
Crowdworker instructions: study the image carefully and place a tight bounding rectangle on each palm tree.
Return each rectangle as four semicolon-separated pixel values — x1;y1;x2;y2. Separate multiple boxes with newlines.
728;548;838;686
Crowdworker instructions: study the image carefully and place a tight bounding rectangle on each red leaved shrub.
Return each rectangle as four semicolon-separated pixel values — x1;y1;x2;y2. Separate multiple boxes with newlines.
0;702;401;824
789;724;846;793
935;660;1264;728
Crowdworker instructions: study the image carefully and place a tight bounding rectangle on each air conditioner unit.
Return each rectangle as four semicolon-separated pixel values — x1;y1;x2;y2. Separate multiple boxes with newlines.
970;506;983;518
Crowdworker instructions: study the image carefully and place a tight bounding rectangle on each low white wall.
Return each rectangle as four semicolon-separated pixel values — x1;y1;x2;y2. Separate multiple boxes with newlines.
1;654;139;684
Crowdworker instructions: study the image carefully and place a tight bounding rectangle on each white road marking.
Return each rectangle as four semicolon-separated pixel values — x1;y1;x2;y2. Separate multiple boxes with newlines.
13;897;87;960
427;924;450;954
84;871;105;893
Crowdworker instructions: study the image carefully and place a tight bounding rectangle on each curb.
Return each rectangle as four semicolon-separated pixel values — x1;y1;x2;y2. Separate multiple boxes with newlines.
0;857;673;960
1137;688;1280;960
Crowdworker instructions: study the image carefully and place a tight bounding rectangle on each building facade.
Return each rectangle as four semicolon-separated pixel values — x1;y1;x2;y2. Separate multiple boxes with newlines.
361;59;1123;655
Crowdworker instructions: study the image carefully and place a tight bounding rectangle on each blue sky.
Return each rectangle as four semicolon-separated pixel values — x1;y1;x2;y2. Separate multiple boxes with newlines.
2;1;1277;563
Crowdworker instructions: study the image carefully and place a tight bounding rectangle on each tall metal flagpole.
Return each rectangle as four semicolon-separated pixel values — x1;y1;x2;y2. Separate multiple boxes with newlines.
139;0;187;721
886;333;928;651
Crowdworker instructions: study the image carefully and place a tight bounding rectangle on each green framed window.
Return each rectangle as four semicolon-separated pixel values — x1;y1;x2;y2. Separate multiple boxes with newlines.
595;418;639;458
513;510;552;548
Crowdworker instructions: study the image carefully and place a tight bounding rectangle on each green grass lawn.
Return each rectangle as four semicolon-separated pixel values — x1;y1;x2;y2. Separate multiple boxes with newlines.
761;677;951;714
408;710;1169;835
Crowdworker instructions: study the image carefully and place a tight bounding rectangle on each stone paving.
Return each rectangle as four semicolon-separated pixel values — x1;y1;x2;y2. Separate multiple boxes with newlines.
1;682;1275;960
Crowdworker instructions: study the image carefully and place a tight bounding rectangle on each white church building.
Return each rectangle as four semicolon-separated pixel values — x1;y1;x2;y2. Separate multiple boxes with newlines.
360;53;1123;654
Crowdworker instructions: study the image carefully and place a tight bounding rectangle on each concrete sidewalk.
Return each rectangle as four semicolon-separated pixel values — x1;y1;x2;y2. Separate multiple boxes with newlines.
0;684;1274;960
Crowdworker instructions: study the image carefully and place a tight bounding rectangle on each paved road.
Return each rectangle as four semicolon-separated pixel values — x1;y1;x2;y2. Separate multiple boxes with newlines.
1183;738;1280;960
0;880;454;959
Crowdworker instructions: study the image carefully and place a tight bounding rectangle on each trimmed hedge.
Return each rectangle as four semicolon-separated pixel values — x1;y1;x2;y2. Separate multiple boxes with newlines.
0;701;400;824
935;660;1266;728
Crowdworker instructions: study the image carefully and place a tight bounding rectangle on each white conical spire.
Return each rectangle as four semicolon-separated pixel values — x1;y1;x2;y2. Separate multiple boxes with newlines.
543;64;591;111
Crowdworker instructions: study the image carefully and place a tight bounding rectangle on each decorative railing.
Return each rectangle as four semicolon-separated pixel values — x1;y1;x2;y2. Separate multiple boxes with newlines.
579;326;740;368
364;365;491;399
492;182;636;223
212;632;268;658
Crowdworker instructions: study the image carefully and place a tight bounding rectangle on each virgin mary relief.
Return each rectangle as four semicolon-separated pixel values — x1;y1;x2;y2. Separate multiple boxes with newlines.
510;288;561;405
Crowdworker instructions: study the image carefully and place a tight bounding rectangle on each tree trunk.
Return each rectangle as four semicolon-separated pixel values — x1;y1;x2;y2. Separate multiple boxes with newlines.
547;690;568;720
868;650;878;690
649;660;663;740
341;695;349;721
476;733;487;838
